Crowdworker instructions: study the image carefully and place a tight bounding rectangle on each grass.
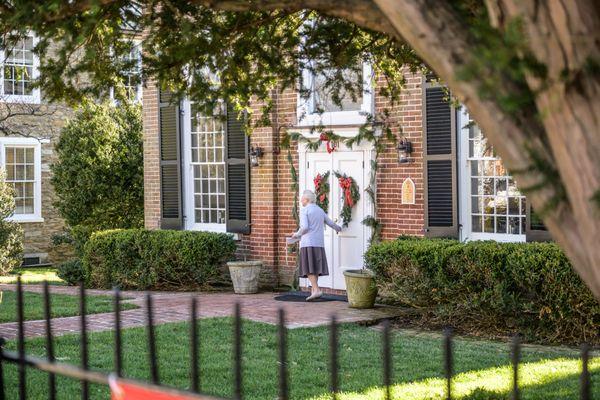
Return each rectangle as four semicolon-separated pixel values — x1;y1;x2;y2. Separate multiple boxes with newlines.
0;267;64;285
2;318;598;399
0;290;138;323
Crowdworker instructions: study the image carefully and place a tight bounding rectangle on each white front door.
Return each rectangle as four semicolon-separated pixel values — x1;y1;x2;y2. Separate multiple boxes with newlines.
301;148;369;290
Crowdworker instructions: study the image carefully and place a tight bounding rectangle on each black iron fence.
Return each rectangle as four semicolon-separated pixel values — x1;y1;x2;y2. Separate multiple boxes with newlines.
0;277;594;400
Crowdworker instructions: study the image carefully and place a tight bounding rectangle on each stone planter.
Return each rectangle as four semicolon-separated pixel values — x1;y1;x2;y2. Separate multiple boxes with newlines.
227;261;262;294
343;269;377;309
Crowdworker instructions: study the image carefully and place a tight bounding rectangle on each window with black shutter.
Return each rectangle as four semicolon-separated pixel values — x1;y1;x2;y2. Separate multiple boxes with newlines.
225;104;250;234
423;81;458;238
159;90;183;229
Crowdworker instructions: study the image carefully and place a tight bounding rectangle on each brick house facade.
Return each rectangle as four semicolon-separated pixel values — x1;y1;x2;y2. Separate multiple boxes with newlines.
142;70;550;292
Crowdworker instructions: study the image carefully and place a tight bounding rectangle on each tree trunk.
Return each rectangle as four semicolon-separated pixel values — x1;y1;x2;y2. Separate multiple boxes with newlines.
373;0;600;299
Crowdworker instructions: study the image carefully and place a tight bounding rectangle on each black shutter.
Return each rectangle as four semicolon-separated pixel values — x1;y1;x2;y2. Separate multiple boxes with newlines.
423;81;458;238
159;90;183;229
225;104;250;234
526;205;552;241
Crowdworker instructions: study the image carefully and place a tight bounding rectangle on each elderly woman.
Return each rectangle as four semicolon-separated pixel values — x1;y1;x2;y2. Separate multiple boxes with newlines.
291;189;342;301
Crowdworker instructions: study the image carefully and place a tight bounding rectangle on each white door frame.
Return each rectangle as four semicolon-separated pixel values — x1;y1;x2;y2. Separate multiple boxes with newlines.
297;130;375;290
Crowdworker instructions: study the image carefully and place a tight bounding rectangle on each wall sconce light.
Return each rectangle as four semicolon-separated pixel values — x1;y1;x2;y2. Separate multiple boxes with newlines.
397;138;413;164
249;146;264;167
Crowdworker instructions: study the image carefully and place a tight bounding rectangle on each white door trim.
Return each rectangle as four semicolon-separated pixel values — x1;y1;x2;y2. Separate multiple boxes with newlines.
298;137;374;290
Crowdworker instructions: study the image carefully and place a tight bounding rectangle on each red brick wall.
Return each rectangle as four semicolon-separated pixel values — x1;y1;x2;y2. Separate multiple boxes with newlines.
142;81;161;230
375;73;425;239
141;72;427;288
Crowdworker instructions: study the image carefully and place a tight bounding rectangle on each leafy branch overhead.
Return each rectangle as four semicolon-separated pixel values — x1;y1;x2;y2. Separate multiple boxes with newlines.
0;2;421;122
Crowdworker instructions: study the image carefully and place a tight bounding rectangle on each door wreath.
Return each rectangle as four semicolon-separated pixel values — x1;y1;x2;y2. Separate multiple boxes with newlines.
334;171;360;227
313;171;330;212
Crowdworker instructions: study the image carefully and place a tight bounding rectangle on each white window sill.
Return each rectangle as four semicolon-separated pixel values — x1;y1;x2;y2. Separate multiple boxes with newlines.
9;216;44;223
298;110;368;127
0;93;41;105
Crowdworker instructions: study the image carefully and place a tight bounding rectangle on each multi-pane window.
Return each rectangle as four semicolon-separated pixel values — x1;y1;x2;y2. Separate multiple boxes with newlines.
4;146;36;215
190;104;226;225
1;35;38;100
468;122;526;235
312;68;363;112
112;43;142;102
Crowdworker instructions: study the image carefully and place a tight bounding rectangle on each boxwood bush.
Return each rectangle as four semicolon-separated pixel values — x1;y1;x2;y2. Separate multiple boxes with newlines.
365;237;600;345
83;229;236;290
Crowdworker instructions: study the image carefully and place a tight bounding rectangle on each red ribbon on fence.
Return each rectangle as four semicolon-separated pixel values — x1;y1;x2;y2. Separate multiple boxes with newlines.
110;375;208;400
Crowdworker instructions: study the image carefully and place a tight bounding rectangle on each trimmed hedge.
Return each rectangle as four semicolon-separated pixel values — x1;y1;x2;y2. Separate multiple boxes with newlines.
365;237;600;345
83;229;236;290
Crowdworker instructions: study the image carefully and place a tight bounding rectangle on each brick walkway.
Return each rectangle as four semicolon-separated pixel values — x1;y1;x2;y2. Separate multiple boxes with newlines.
0;284;405;340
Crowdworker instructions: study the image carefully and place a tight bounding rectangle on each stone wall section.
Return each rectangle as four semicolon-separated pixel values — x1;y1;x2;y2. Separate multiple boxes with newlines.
0;101;74;265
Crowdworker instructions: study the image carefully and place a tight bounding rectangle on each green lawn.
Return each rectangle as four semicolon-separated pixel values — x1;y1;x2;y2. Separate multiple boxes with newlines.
0;290;137;323
2;318;597;399
0;267;64;285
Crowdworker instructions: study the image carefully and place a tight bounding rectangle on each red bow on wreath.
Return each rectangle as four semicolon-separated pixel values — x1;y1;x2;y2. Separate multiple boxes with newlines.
319;133;336;154
339;177;355;207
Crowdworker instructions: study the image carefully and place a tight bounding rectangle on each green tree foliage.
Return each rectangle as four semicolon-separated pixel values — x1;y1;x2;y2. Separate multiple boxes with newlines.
0;4;421;121
51;99;144;249
0;169;23;275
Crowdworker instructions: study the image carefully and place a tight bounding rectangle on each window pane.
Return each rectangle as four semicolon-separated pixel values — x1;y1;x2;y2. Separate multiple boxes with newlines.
496;216;507;234
312;68;363;112
23;198;34;214
471;196;481;214
483;216;494;233
508;197;519;215
472;216;482;233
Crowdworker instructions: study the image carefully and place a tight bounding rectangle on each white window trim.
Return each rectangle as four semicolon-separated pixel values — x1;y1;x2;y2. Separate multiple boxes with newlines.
0;34;41;104
0;136;44;223
458;107;525;243
297;63;373;126
181;98;227;233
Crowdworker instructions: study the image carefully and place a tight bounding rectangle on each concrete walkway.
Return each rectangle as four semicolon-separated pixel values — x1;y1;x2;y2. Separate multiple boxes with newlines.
0;284;405;340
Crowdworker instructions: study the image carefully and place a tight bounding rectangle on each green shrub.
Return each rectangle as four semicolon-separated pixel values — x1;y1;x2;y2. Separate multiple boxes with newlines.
56;259;85;286
0;168;23;275
51;99;144;253
83;229;237;290
365;237;600;345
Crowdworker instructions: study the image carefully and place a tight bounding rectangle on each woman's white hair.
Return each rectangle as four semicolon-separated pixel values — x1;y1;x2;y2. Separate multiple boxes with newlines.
302;190;316;203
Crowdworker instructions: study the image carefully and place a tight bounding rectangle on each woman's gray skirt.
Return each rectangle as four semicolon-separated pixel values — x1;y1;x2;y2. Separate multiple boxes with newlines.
299;246;329;277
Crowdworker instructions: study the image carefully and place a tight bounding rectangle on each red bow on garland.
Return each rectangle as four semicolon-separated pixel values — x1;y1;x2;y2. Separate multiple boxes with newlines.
319;133;336;154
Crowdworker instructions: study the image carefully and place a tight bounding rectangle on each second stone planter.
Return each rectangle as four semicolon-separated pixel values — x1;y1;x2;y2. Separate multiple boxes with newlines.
227;261;262;294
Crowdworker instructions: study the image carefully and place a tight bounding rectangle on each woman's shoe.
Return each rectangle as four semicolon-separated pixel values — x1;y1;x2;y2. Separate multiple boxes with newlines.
306;291;323;301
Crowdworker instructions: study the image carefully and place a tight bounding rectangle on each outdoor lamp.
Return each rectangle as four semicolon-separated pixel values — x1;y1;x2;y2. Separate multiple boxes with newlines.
249;146;264;167
397;138;413;164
